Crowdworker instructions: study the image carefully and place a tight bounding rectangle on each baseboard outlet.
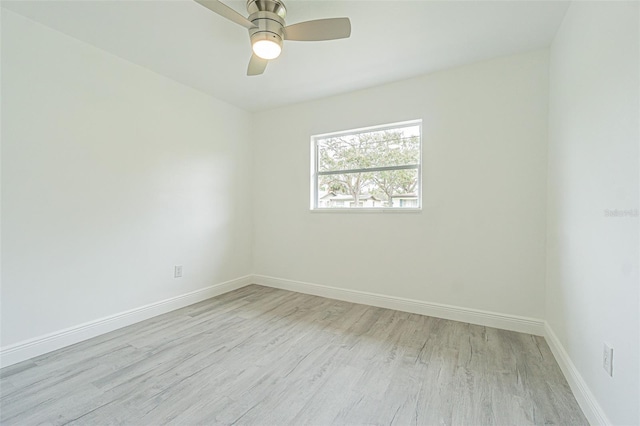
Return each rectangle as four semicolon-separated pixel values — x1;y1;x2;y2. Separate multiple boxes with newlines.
544;322;610;426
251;275;545;336
0;275;253;368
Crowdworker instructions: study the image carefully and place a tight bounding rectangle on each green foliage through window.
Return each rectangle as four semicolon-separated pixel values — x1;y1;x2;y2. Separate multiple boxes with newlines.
312;121;421;209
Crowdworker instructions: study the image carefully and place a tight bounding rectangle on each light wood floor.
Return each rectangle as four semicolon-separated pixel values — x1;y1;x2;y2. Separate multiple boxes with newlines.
1;285;587;425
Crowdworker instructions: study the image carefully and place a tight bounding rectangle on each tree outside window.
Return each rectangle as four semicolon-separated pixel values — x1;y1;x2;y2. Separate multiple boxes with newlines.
312;121;421;210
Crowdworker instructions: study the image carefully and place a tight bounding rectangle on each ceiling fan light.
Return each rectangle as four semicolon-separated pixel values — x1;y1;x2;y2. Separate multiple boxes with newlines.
252;39;282;60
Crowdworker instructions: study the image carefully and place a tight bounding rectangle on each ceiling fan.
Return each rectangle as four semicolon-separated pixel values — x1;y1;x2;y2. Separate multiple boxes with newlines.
194;0;351;76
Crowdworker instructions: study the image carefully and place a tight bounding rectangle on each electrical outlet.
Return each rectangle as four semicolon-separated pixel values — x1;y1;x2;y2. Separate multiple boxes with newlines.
174;265;183;278
603;343;613;377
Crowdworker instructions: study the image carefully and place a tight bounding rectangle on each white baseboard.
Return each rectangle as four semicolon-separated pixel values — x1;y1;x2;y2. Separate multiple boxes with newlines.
0;275;253;368
544;322;610;426
252;275;545;336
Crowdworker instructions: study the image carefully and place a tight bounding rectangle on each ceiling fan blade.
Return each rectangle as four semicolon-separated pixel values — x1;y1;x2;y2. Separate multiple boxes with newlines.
194;0;256;30
283;17;351;41
247;54;268;76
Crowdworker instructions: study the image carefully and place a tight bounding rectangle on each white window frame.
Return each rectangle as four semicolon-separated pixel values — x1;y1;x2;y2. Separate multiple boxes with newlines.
310;119;423;213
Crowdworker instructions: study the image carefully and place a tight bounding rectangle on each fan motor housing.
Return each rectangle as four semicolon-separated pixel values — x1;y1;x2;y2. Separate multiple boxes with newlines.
248;10;285;49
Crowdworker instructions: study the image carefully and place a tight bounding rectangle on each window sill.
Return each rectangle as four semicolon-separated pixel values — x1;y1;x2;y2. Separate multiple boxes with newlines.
310;208;422;214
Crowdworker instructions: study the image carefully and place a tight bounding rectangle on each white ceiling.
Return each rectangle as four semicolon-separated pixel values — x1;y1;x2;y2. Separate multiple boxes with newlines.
2;0;569;111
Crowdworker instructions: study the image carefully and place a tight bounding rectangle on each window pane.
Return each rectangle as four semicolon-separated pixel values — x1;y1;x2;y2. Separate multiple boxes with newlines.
317;169;419;208
313;120;421;210
317;125;420;172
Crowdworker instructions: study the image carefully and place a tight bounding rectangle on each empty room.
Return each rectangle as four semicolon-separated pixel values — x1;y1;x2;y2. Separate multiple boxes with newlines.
1;0;638;424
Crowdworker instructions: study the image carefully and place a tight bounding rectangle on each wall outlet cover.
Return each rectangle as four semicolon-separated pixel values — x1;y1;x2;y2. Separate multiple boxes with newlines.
603;343;613;377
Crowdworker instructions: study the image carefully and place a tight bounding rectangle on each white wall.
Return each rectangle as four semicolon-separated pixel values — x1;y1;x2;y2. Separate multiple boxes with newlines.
1;10;253;347
546;2;639;425
252;50;549;319
2;4;638;421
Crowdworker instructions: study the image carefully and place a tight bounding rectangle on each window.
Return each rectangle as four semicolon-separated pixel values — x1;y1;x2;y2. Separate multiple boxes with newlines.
311;120;422;210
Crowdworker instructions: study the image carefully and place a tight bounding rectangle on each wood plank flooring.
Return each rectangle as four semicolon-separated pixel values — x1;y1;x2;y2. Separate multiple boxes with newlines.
0;285;588;425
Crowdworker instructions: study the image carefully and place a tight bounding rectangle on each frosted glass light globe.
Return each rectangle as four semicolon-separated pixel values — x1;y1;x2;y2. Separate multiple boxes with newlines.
252;39;282;60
